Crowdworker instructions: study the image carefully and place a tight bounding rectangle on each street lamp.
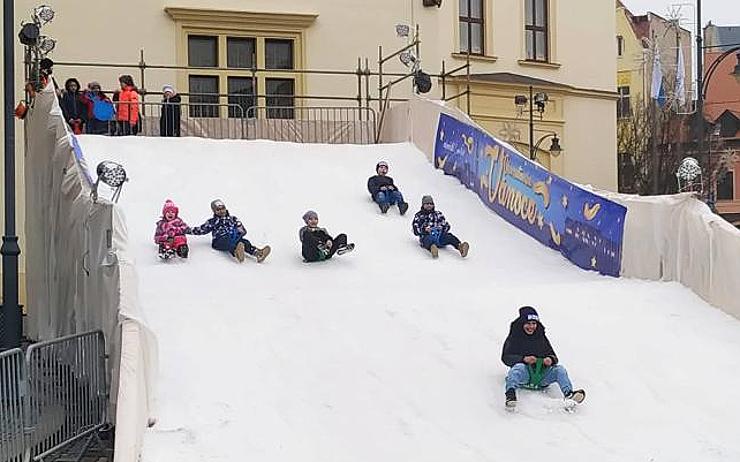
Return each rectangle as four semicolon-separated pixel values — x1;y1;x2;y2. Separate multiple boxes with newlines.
514;86;552;160
532;133;563;161
1;0;21;350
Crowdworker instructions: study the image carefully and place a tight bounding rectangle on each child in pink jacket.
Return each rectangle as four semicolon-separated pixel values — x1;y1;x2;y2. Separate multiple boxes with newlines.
154;199;189;259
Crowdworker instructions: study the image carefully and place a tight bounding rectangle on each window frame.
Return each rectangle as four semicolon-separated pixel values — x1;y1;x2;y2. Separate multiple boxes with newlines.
617;35;624;57
459;0;485;55
524;0;549;62
717;170;735;201
174;20;305;119
617;86;631;119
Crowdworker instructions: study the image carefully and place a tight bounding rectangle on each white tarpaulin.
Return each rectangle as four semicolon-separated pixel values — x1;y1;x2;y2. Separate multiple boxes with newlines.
23;85;158;462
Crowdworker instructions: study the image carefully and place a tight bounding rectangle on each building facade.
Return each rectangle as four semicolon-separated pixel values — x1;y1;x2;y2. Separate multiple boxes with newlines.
2;0;619;300
705;24;740;226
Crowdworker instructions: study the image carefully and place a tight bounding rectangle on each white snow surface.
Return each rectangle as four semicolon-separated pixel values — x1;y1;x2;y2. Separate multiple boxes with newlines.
78;136;740;462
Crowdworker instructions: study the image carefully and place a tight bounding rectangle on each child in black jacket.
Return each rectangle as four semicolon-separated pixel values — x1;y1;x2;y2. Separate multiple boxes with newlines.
299;210;354;262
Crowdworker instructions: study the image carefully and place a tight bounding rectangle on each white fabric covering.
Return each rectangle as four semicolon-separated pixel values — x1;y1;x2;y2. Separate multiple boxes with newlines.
23;85;158;462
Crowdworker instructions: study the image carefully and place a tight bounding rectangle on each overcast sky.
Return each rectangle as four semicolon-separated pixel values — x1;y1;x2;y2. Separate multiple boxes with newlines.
623;0;740;30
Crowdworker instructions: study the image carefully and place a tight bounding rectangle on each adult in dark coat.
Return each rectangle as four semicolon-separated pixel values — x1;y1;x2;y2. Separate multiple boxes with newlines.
501;306;585;408
160;84;182;137
59;78;87;134
367;161;408;214
299;210;354;262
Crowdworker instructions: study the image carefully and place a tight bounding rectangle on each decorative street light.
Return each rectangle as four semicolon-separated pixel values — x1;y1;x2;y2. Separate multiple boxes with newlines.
1;0;21;350
533;133;563;159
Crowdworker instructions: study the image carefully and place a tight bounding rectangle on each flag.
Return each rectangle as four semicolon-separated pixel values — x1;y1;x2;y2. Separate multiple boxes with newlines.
675;43;686;107
651;48;666;107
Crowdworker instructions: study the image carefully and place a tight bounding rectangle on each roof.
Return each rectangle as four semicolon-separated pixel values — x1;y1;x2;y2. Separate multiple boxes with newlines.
705;24;740;51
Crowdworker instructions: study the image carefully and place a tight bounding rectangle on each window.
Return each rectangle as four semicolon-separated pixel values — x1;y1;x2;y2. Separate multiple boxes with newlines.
266;78;295;119
459;0;484;54
189;75;219;117
227;37;256;69
617;86;631;119
228;77;256;118
188;36;218;67
617;35;624;57
717;171;735;201
525;0;548;61
265;39;294;69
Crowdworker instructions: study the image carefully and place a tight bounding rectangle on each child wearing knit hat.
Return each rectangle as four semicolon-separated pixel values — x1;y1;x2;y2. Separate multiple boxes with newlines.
299;210;354;262
411;195;470;259
153;199;190;260
367;160;409;215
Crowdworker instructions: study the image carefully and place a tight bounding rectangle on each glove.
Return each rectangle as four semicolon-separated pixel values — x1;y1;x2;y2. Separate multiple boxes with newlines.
184;227;192;234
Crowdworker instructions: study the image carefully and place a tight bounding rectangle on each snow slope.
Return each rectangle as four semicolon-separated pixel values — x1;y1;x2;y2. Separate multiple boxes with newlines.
78;136;740;462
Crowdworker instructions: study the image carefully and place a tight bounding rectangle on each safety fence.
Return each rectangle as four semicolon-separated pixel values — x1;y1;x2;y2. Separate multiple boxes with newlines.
77;101;377;144
1;349;25;462
0;330;108;462
245;106;377;144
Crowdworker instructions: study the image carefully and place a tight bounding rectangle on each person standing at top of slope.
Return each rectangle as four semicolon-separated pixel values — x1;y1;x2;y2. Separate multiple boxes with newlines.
501;306;585;410
299;210;354;262
154;199;190;260
411;195;469;259
187;199;271;263
367;161;409;215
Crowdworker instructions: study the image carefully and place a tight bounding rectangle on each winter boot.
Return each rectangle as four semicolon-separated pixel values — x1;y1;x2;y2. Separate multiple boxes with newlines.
336;243;355;255
177;244;189;258
234;242;246;262
255;245;271;263
458;241;470;258
564;389;586;404
430;244;439;258
379;202;390;214
505;388;517;409
398;202;409;216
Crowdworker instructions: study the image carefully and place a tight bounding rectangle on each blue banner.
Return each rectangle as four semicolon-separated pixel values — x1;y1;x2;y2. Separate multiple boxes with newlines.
434;113;626;277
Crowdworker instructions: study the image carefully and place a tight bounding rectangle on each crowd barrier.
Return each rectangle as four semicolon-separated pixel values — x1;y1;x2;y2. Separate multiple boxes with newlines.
1;349;25;462
381;96;740;320
24;84;158;462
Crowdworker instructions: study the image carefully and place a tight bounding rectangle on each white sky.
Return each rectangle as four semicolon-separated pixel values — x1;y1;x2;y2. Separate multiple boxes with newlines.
623;0;740;32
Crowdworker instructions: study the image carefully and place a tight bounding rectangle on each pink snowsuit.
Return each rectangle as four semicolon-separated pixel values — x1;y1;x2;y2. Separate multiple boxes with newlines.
154;200;189;250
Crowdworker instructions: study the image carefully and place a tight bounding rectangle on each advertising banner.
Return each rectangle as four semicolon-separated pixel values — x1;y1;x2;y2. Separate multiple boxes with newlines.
434;113;626;276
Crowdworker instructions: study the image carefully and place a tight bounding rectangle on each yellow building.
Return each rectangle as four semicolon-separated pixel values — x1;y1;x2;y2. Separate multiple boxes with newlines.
2;0;620;303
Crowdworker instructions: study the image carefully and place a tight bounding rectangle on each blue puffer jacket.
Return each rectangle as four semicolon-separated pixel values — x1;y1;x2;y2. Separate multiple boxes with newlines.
189;213;246;239
412;208;450;237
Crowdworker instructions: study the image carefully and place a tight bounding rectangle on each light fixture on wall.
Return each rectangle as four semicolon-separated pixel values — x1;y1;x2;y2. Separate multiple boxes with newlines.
422;0;442;7
33;5;55;24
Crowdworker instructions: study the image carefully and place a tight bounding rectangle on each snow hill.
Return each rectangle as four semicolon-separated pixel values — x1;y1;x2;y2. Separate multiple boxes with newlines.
78;136;740;462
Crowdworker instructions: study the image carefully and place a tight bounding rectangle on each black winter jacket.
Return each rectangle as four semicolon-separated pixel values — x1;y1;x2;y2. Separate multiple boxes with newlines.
367;175;397;198
160;94;182;137
60;78;87;123
501;317;559;367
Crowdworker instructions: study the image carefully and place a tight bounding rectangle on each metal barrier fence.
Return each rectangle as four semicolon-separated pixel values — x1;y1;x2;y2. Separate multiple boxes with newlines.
21;331;107;462
79;100;377;144
245;106;377;144
86;101;248;139
1;349;26;462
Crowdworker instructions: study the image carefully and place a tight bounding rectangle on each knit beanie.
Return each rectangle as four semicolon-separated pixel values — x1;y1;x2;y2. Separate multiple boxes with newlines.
163;84;175;95
519;306;539;322
302;210;318;223
210;199;225;212
162;199;178;216
421;195;434;205
376;160;389;172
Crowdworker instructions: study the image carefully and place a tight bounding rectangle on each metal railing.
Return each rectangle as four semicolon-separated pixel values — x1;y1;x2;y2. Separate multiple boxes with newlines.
245;106;377;144
1;349;26;462
24;331;107;462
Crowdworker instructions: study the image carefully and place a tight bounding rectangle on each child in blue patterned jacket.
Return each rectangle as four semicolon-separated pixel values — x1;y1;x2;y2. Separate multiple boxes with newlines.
412;195;469;259
187;199;271;263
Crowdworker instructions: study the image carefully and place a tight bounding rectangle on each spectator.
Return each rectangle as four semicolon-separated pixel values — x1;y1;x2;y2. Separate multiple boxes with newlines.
60;78;87;134
160;84;181;137
82;82;115;135
115;74;140;135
